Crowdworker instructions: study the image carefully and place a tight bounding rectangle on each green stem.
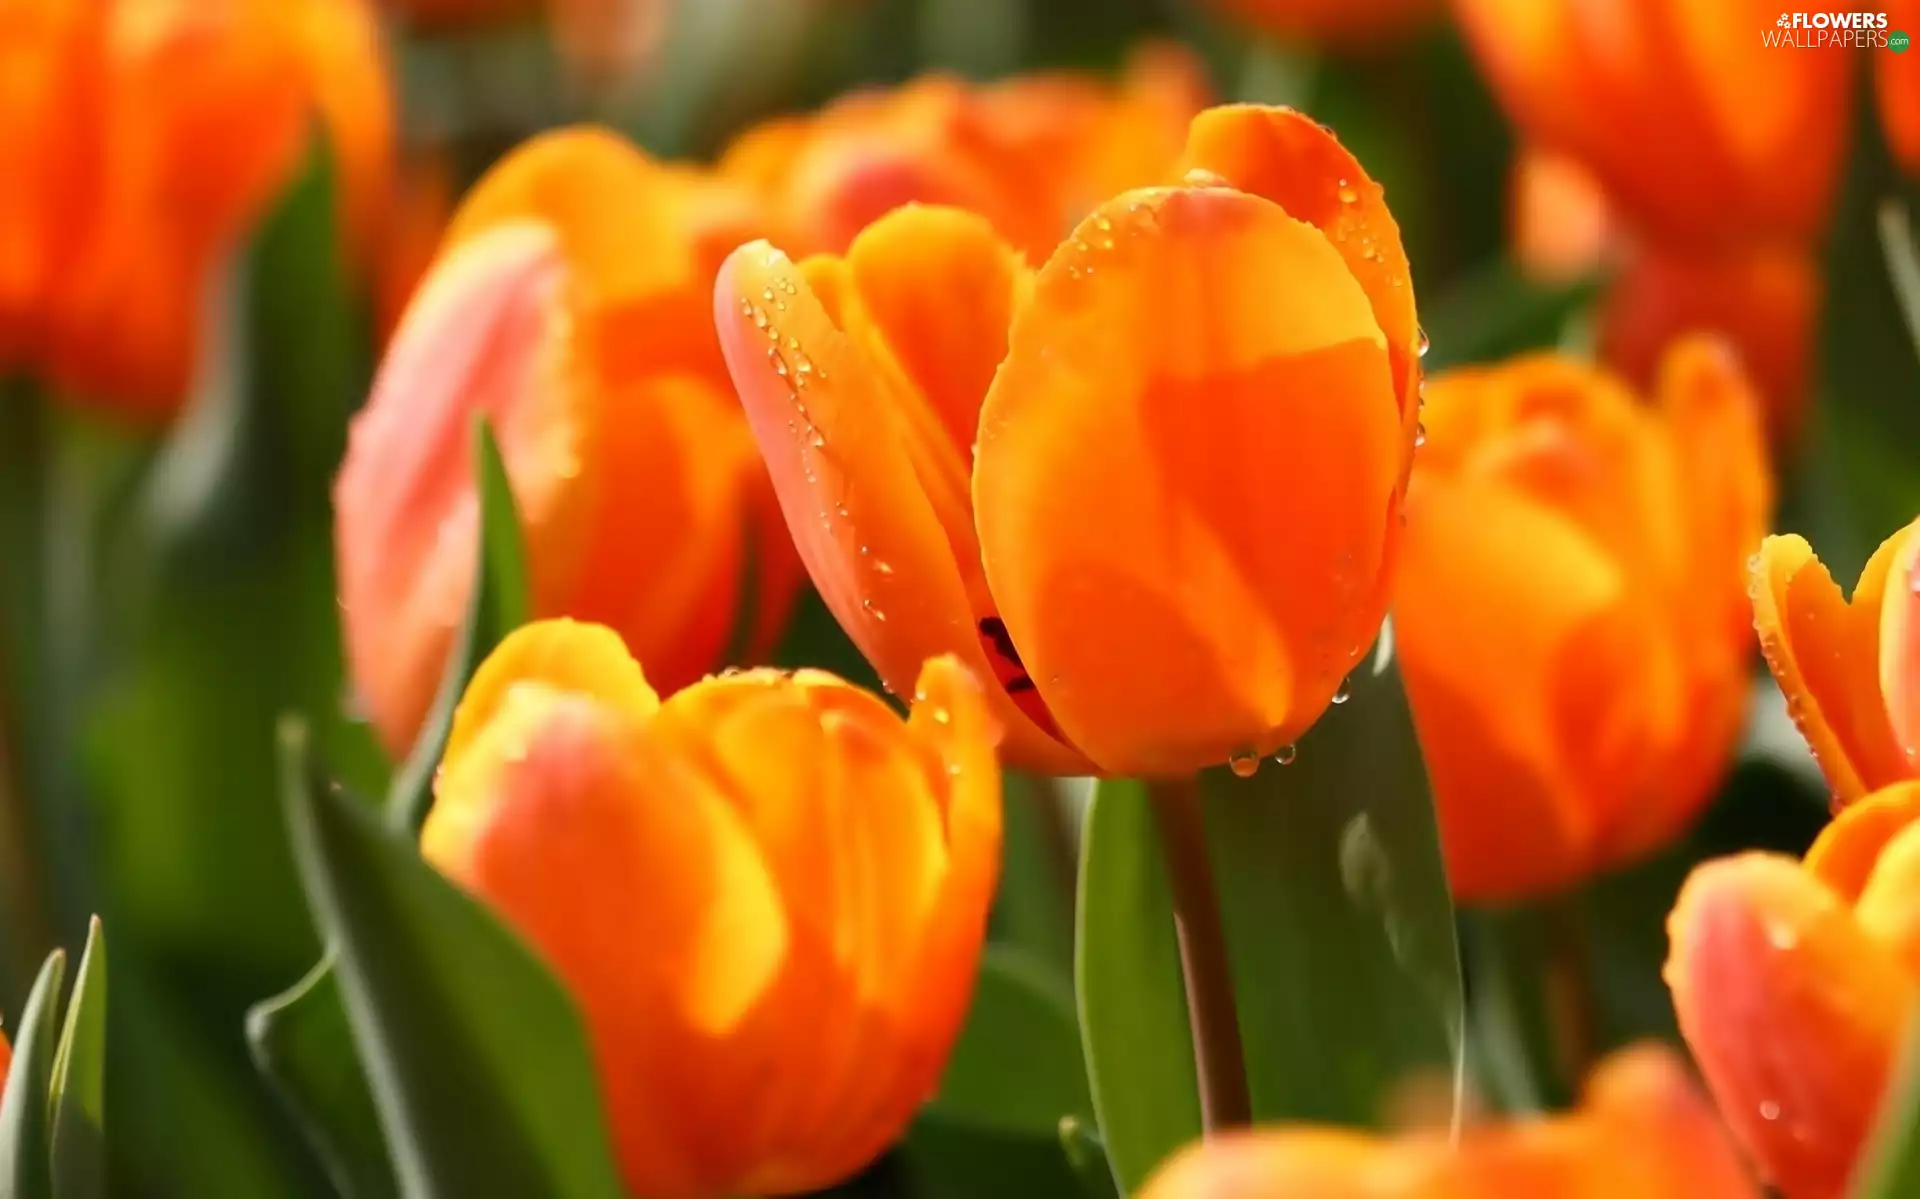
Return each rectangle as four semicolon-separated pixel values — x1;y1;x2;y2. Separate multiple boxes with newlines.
1146;775;1250;1132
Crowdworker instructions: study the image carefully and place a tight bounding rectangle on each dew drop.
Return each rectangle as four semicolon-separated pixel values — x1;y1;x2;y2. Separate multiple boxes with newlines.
1337;179;1358;204
737;296;753;317
777;277;797;296
1332;676;1352;705
751;307;770;331
1182;167;1229;189
1760;1101;1781;1122
932;707;952;725
1417;326;1431;358
1414;422;1428;448
1227;749;1261;779
1274;744;1298;766
1093;215;1113;232
874;559;895;575
810;433;825;448
762;286;775;302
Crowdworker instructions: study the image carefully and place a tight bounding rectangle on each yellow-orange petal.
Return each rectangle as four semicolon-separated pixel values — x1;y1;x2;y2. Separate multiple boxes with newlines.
1580;1044;1758;1199
1858;818;1920;976
1393;472;1623;901
975;186;1401;777
715;240;1091;776
1138;1128;1389;1199
1179;105;1421;447
1881;521;1920;766
1806;780;1920;902
1511;146;1613;285
1666;853;1913;1199
334;224;594;754
1753;529;1916;804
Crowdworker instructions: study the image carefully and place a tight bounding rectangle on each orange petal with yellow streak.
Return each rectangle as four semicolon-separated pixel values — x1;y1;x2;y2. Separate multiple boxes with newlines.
975;186;1401;778
714;240;1091;776
423;621;788;1199
334;224;594;755
1805;780;1920;902
1880;521;1920;769
1179;105;1421;450
1393;472;1622;902
1667;853;1912;1199
445;126;760;383
1753;529;1916;804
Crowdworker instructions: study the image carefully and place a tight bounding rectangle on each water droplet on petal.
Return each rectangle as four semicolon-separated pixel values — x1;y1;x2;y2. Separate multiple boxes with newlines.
1227;749;1261;779
1416;325;1431;358
874;560;894;575
1182;168;1230;189
1332;677;1352;705
1760;1101;1781;1122
762;286;775;302
1414;422;1427;448
1337;179;1358;204
1274;744;1297;766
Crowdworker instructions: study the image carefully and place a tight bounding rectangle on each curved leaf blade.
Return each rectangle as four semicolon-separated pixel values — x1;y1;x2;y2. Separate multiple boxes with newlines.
245;951;396;1199
0;949;68;1199
49;920;105;1199
279;720;624;1199
385;419;530;833
1075;779;1200;1193
929;945;1091;1138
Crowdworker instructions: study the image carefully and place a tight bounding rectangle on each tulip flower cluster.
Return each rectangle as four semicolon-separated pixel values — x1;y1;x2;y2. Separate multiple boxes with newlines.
11;2;1920;1197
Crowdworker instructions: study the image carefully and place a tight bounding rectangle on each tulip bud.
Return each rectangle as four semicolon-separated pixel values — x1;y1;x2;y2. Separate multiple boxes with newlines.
716;104;1421;779
336;128;801;757
422;620;1002;1199
1392;338;1771;901
1139;1044;1753;1198
1667;782;1920;1198
1752;518;1920;805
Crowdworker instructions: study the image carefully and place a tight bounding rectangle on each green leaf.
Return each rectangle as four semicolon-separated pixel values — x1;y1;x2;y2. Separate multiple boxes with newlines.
1058;1117;1121;1199
902;1118;1083;1199
929;945;1091;1138
988;774;1079;989
1852;1002;1920;1198
1418;260;1601;373
278;719;625;1199
48;919;105;1199
246;951;396;1199
1202;653;1464;1130
385;419;531;833
0;949;68;1199
1075;778;1200;1193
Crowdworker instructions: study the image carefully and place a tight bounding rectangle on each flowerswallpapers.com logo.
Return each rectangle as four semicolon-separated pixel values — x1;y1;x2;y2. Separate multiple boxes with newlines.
1765;10;1903;47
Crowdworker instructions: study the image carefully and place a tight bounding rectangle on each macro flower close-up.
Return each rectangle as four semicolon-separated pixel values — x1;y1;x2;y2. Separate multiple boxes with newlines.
9;2;1920;1196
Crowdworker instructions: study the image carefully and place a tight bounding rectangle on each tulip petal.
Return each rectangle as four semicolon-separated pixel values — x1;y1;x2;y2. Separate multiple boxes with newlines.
1394;472;1623;901
1179;105;1421;441
1753;530;1913;804
1138;1129;1389;1199
714;239;1091;775
334;224;595;753
1881;522;1920;770
974;186;1401;777
1667;853;1913;1199
1857;818;1920;977
445;126;759;383
1806;780;1920;902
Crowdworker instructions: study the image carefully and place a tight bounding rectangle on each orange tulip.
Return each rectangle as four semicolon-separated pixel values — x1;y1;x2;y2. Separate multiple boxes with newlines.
1509;147;1614;286
422;619;1001;1199
336;127;801;758
1880;1;1920;173
370;155;456;346
0;0;395;420
719;44;1209;262
1667;781;1920;1198
1205;0;1440;45
1140;1044;1756;1198
1752;518;1920;806
715;104;1422;778
1393;339;1771;902
1597;241;1820;450
1454;0;1852;251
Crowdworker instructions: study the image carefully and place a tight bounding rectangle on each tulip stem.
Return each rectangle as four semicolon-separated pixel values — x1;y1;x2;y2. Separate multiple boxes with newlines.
1147;775;1251;1133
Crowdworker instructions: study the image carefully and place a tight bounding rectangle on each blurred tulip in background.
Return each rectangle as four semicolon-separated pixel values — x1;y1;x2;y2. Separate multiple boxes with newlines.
1204;0;1439;45
1138;1044;1755;1198
1393;339;1771;902
0;0;399;421
716;104;1420;779
719;43;1209;261
1667;782;1920;1198
421;620;1001;1198
334;127;801;757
